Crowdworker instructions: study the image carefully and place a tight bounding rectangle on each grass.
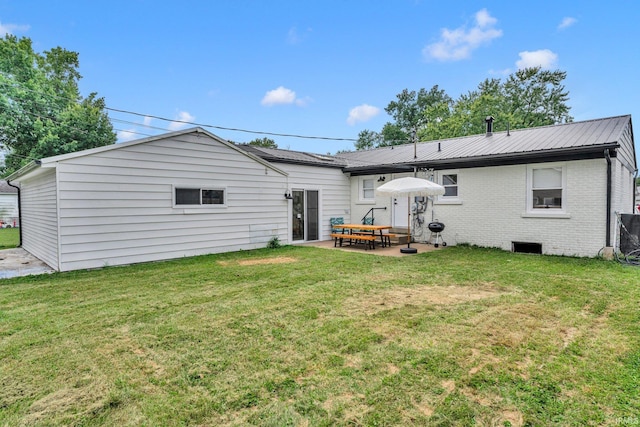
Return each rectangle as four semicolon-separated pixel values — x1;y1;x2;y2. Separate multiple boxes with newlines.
1;245;639;426
0;227;19;249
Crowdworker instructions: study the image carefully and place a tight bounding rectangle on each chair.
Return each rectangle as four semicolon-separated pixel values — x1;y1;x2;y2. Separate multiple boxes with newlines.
330;217;344;232
362;217;373;225
330;217;345;247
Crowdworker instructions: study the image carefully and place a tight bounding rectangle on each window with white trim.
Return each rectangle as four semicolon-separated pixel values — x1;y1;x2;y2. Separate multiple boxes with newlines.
360;178;375;201
175;187;225;206
441;173;458;197
528;165;565;211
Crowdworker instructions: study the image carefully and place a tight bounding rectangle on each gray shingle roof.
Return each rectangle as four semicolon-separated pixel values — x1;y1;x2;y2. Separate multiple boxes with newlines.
237;144;347;168
0;180;18;194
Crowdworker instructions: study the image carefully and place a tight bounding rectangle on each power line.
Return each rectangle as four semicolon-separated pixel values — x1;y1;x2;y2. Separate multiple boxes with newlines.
105;106;357;141
0;80;358;142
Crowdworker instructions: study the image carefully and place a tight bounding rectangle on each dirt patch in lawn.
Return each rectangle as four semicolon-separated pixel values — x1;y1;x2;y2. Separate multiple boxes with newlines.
218;256;297;266
347;284;507;315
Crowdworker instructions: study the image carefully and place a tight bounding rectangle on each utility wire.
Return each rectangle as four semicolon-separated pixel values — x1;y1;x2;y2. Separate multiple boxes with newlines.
0;80;358;142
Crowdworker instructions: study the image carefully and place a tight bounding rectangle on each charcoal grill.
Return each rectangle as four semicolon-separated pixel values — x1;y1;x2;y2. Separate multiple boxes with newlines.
428;221;447;248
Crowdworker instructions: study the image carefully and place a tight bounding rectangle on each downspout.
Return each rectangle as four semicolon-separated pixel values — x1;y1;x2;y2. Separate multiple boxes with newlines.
5;178;22;247
604;149;613;258
634;168;638;213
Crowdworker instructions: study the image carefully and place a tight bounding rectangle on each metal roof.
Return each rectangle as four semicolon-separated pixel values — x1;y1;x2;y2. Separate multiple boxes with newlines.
336;115;634;173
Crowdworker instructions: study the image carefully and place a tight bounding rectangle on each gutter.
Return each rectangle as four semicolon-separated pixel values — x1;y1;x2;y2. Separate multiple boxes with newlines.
5;178;22;247
605;149;612;250
634;168;638;212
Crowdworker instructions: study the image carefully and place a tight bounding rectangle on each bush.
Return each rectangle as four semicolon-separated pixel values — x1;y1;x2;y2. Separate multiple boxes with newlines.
266;236;282;249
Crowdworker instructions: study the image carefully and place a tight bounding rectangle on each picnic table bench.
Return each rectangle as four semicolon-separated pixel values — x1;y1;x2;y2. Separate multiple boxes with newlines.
330;224;393;250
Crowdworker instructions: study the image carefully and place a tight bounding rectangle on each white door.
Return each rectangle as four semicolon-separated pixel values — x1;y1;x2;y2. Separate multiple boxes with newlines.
392;197;409;228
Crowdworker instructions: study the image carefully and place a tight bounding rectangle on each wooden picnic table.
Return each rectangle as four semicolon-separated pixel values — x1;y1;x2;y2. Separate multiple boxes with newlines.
330;224;393;249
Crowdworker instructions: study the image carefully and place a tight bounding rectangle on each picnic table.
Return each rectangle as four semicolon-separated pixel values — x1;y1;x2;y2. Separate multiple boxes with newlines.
330;224;393;250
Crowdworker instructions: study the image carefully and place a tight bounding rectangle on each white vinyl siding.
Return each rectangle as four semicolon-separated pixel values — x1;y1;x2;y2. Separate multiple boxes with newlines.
20;169;59;270
53;132;288;271
0;194;18;221
276;163;351;241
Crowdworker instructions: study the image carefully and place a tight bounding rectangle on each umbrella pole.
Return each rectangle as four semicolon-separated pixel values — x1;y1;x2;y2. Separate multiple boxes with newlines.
400;196;418;254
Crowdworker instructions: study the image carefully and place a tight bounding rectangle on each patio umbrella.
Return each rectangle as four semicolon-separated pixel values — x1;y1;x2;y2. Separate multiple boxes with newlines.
376;177;445;254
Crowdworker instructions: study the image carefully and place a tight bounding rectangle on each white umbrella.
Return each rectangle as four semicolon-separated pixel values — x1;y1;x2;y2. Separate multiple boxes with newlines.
376;177;445;253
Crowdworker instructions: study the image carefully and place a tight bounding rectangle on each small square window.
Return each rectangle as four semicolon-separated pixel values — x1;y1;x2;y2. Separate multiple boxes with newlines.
202;189;224;205
442;174;458;197
175;187;225;206
361;178;374;200
176;188;200;205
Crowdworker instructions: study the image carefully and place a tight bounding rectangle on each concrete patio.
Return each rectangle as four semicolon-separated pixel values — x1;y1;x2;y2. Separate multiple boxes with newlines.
0;248;54;279
301;239;442;257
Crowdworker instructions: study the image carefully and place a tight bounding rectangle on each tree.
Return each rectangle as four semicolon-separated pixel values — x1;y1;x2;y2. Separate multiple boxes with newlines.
0;35;116;176
384;86;453;144
502;67;572;127
248;137;278;148
356;86;452;149
354;68;572;150
354;129;381;150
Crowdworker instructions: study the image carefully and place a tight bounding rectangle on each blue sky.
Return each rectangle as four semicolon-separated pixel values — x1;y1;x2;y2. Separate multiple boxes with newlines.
1;1;639;155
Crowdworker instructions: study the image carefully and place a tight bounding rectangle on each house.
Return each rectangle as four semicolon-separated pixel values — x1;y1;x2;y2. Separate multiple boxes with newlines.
5;114;636;271
0;180;19;228
332;115;637;257
243;115;637;258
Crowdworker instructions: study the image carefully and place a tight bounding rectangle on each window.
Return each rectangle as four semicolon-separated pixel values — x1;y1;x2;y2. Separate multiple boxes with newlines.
175;187;225;206
524;164;568;217
360;178;375;201
435;171;461;205
531;167;563;209
442;174;458;197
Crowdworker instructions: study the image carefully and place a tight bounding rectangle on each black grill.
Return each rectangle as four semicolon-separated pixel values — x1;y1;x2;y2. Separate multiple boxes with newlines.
428;221;445;232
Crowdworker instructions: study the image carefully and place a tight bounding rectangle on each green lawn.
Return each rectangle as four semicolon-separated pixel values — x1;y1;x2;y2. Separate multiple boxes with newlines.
1;245;639;426
0;227;19;249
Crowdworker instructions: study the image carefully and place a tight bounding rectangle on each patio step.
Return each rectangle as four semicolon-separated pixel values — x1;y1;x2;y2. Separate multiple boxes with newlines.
388;228;409;245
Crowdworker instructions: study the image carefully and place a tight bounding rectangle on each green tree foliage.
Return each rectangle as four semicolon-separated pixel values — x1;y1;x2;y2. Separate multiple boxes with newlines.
354;129;381;150
248;137;278;148
382;86;453;146
0;35;116;176
356;67;572;150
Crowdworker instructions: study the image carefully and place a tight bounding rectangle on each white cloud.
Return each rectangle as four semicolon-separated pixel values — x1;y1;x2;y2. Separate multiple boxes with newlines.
489;68;512;76
0;20;30;35
516;49;558;69
143;116;153;127
287;26;312;44
347;104;381;125
423;9;502;61
558;17;577;30
261;86;309;107
117;129;138;142
168;111;195;130
475;9;497;27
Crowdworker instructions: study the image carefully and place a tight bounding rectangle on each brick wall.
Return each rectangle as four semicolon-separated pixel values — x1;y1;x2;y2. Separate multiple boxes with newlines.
430;159;610;257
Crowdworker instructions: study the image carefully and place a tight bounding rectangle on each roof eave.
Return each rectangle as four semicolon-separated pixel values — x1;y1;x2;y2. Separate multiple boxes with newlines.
344;144;620;175
4;160;43;183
